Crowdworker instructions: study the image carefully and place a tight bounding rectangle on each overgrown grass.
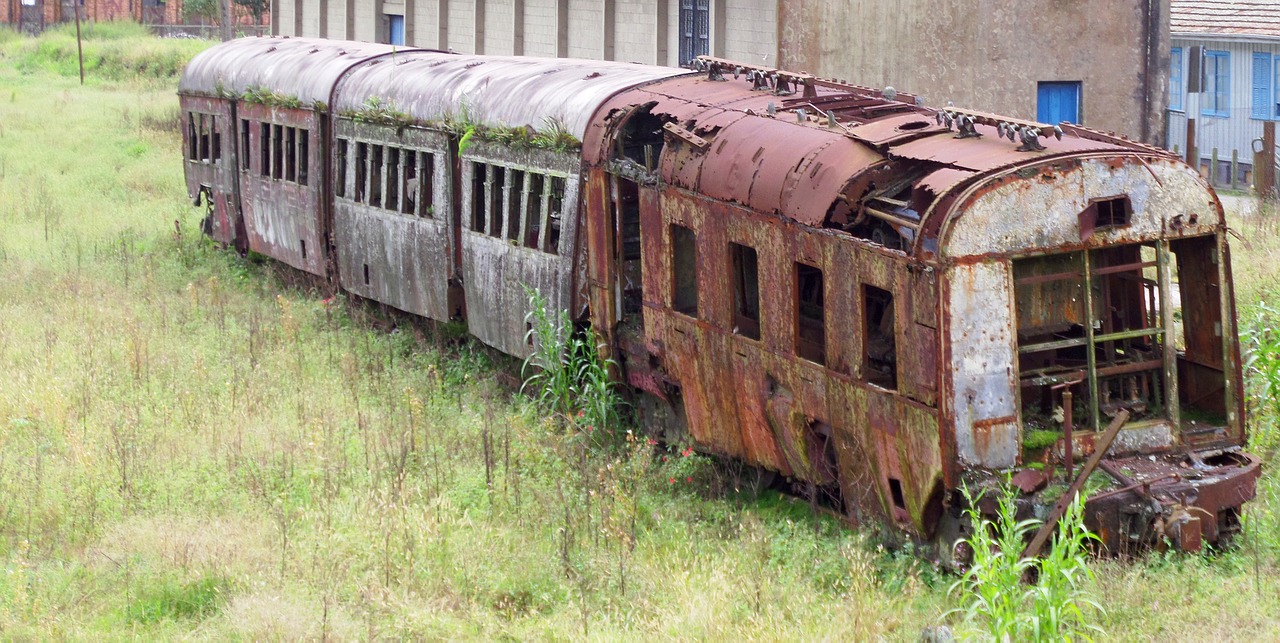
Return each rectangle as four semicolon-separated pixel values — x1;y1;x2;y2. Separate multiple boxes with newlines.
0;21;212;83
1;28;1280;639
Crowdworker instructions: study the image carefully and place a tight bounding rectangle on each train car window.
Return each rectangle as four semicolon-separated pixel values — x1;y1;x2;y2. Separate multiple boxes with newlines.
546;176;565;255
187;113;198;161
284;127;296;182
508;170;526;242
730;243;761;340
240;119;251;172
796;263;826;365
470;162;486;232
198;114;211;162
402;151;417;215
419;152;435;217
1079;196;1132;234
489;166;507;238
863;284;896;389
369;145;383;208
335;139;347;198
671;224;698;317
298;130;309;186
271;125;284;180
260;123;270;177
211;117;221;164
386;147;400;212
354;142;368;203
524;173;545;248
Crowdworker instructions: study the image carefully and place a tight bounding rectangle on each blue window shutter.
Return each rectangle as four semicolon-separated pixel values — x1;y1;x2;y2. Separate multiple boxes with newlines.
1170;48;1183;111
1217;52;1231;115
1253;52;1272;119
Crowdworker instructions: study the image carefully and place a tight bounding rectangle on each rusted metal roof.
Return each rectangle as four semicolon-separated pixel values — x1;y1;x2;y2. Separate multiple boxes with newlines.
587;67;1151;237
1171;1;1280;40
333;53;689;140
179;37;411;107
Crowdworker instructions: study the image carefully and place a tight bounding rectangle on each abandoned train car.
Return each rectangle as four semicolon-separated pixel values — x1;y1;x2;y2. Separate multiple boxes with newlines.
179;37;1260;556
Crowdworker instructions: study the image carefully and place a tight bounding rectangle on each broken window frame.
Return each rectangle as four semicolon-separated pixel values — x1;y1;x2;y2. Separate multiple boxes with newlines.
670;223;699;317
729;242;761;340
1014;242;1171;434
862;284;897;389
795;262;826;365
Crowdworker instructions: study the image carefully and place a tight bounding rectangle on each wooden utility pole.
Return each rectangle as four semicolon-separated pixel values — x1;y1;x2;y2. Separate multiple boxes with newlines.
1186;46;1203;174
220;0;233;41
73;0;84;85
1261;122;1276;199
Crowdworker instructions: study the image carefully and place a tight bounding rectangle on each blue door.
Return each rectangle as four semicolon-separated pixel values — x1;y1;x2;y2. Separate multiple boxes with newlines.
1037;81;1082;124
389;15;405;46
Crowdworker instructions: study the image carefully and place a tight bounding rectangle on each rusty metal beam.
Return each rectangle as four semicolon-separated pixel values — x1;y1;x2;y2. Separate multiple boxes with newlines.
1023;409;1129;559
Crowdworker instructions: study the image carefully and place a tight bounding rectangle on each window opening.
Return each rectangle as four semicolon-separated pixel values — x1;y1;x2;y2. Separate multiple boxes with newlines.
470;163;486;231
508;170;526;241
730;242;760;340
1171;48;1184;112
198;114;210;162
300;239;307;260
240;119;251;171
272;124;284;180
211;117;221;164
420;152;435;217
670;223;698;316
298;130;309;185
524;173;545;248
1014;243;1166;437
363;263;370;286
402;151;417;215
489;165;507;237
863;284;896;388
284;127;296;182
354;142;367;203
796;263;826;365
386;147;400;212
369;145;383;208
187;113;198;160
546;176;565;254
616;178;644;315
260;122;270;177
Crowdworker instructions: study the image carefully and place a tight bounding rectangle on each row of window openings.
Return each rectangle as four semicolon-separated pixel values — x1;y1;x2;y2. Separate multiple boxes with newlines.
187;112;222;164
239;119;310;185
337;140;436;218
469;162;566;256
670;224;898;390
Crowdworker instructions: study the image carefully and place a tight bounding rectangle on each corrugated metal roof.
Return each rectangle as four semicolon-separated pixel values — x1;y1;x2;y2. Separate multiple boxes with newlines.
333;53;689;139
179;37;412;107
1171;1;1280;38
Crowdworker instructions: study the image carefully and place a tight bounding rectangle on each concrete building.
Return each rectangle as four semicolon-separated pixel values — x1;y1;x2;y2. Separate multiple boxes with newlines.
1166;0;1280;187
269;1;778;69
273;0;1168;144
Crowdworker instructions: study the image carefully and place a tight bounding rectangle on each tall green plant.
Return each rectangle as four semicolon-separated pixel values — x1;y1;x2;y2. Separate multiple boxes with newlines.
948;484;1103;641
521;287;625;439
1243;301;1280;431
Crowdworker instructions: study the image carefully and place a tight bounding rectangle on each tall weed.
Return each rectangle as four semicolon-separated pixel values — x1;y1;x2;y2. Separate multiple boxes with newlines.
948;485;1103;641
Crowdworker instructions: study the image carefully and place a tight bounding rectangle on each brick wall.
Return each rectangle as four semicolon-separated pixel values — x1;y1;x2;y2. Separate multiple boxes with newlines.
521;0;558;57
566;0;600;59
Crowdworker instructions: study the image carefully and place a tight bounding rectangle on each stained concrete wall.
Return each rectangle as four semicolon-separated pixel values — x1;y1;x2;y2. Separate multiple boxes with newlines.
778;0;1170;145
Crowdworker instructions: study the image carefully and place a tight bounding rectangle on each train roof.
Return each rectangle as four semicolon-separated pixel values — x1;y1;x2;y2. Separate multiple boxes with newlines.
584;59;1183;258
179;37;416;107
330;52;689;140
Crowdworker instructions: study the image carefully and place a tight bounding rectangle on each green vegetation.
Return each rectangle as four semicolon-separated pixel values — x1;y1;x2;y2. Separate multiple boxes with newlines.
0;26;1279;639
949;486;1102;640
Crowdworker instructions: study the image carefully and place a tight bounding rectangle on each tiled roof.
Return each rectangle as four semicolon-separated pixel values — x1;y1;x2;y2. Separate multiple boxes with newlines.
1171;1;1280;38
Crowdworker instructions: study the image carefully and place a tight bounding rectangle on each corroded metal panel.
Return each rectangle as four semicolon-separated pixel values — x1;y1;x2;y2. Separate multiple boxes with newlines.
947;261;1019;469
236;103;325;275
180;96;238;246
332;121;454;321
180;37;408;108
459;142;581;357
942;157;1220;259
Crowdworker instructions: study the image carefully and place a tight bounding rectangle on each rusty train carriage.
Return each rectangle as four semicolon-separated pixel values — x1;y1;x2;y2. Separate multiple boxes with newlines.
180;38;1260;557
